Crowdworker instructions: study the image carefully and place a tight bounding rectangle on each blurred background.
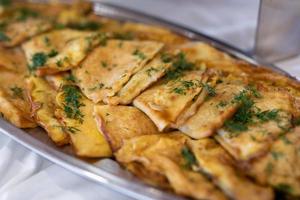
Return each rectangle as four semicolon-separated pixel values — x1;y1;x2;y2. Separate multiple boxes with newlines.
100;0;260;52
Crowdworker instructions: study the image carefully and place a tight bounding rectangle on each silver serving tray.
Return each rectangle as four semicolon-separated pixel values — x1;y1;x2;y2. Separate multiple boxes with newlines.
0;2;297;200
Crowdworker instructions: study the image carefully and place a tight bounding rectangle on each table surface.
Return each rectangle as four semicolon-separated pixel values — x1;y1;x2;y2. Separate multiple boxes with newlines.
0;1;300;200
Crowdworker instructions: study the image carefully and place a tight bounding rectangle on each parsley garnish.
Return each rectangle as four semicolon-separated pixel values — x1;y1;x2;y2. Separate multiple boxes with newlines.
10;86;24;99
146;67;159;77
181;146;197;169
0;31;9;41
29;52;47;71
133;49;146;60
62;85;85;123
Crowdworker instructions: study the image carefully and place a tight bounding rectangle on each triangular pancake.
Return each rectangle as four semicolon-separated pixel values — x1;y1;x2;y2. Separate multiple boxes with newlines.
0;47;28;73
55;85;112;157
105;54;172;105
73;40;163;103
133;70;207;131
0;53;36;128
93;105;158;152
179;83;245;139
22;29;105;75
248;127;300;197
115;133;227;200
0;18;52;47
216;89;293;161
188;139;274;200
26;76;69;146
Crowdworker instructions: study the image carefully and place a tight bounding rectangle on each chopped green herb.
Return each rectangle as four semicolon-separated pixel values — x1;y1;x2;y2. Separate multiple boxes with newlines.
54;23;66;29
47;49;58;57
62;85;85;123
113;32;134;40
0;31;10;41
16;8;39;21
88;83;104;91
171;80;200;95
271;151;284;160
99;83;104;89
10;86;24;99
101;61;107;68
43;36;51;46
224;89;256;134
65;126;80;134
69;21;101;31
246;85;262;98
65;74;77;83
0;22;7;30
265;162;273;175
280;135;292;145
133;49;146;60
216;79;223;84
225;87;282;136
181;146;197;169
29;52;47;71
0;0;11;7
146;67;159;77
218;100;228;108
173;87;186;95
275;183;293;194
256;109;279;122
160;52;172;63
98;33;108;46
292;117;300;126
165;52;194;80
201;83;216;97
224;120;248;134
56;59;63;67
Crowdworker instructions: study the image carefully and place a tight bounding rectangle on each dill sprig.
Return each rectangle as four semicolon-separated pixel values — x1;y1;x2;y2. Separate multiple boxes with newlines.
0;31;10;41
181;146;197;169
224;87;280;135
10;86;24;99
62;85;85;123
165;52;195;80
133;49;146;60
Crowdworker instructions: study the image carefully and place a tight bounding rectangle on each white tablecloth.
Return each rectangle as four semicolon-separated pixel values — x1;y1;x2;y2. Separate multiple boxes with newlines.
0;1;300;199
